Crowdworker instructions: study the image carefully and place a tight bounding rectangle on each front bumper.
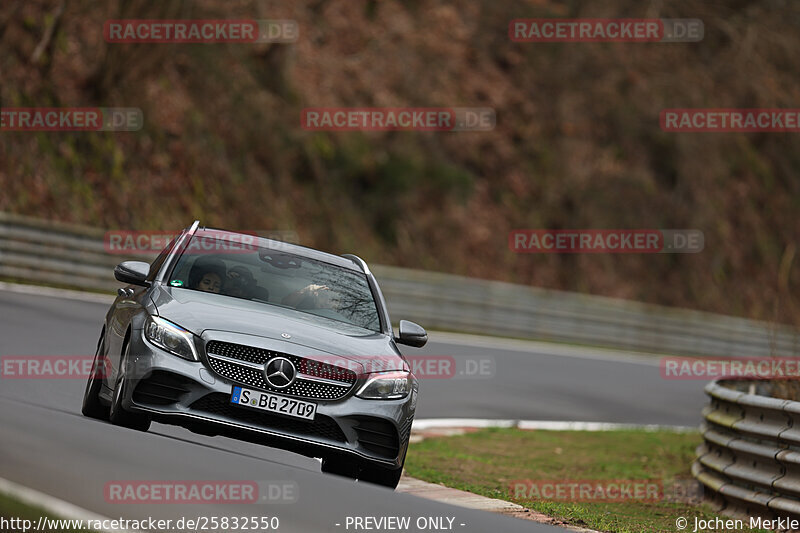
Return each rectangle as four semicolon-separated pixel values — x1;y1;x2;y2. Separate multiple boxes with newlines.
123;330;416;469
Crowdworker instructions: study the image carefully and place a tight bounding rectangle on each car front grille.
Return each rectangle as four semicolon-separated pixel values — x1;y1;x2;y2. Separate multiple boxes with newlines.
204;340;357;401
190;393;347;443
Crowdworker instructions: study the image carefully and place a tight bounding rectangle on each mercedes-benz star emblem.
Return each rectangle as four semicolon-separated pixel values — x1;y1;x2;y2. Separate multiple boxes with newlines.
264;357;296;389
281;332;291;339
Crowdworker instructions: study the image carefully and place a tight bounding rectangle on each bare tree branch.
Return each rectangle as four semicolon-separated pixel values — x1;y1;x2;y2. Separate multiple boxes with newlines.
30;0;66;66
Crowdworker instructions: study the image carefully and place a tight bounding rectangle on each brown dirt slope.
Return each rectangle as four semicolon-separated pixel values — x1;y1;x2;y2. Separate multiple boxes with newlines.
1;0;799;324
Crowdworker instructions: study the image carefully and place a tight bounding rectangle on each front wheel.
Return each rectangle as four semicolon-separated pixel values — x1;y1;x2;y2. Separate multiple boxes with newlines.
81;331;109;420
109;340;151;432
320;457;358;480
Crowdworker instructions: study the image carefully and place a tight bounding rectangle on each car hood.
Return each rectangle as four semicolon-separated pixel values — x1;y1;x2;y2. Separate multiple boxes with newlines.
150;286;404;369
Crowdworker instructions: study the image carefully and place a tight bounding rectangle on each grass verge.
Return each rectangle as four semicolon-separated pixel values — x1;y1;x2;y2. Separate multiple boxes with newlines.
405;427;768;533
0;491;98;533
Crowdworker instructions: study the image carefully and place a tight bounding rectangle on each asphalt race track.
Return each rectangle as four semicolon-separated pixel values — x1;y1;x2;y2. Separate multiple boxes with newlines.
0;288;708;532
414;333;704;426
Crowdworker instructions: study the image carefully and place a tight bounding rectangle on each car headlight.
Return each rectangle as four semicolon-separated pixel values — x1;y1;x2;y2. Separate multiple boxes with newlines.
144;315;198;361
356;371;411;400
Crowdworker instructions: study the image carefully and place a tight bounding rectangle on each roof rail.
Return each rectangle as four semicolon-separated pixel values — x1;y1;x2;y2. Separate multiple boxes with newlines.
341;254;371;275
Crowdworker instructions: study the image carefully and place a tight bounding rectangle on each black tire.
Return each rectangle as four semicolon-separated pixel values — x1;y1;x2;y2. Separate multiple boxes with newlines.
109;340;151;432
358;463;404;489
81;331;110;420
320;457;358;480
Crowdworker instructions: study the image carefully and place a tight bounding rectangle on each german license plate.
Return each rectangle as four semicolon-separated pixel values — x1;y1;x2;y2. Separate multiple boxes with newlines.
231;386;317;421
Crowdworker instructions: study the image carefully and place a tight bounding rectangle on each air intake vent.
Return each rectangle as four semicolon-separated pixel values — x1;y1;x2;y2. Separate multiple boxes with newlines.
133;371;193;406
351;416;400;459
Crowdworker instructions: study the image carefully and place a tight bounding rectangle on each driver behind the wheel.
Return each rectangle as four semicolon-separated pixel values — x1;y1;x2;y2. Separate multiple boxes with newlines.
188;257;226;294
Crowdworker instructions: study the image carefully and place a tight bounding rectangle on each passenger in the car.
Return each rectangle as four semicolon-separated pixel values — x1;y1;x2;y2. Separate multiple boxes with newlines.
188;257;226;294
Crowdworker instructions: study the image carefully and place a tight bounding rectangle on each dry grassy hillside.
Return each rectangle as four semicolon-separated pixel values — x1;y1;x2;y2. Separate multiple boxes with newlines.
1;0;799;324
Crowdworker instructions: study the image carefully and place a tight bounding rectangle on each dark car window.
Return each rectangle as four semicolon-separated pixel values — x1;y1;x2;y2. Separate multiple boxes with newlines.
166;235;381;332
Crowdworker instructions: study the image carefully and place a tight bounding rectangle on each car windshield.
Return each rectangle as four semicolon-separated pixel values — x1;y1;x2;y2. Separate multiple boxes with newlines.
166;235;381;332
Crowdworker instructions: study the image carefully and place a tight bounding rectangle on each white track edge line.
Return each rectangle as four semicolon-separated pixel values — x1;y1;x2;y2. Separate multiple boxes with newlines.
0;476;140;533
412;418;696;432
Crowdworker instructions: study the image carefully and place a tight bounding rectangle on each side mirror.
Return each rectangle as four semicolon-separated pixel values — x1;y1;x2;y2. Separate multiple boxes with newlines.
397;320;427;348
114;261;150;287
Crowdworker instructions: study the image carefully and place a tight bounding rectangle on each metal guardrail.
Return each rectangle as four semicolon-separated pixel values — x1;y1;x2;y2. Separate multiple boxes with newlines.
0;210;799;356
0;212;151;292
695;380;800;519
